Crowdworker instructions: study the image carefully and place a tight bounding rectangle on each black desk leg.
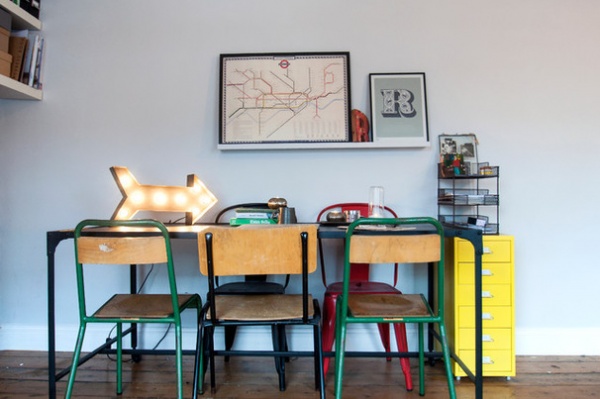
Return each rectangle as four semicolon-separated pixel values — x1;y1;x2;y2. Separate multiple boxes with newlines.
474;243;484;399
129;264;140;361
47;232;63;399
427;262;435;354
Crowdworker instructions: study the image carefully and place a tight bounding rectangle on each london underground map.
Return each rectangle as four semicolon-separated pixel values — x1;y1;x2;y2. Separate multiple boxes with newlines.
220;53;350;144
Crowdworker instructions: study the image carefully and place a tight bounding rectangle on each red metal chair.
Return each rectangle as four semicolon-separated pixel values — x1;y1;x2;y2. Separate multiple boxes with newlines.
317;203;413;391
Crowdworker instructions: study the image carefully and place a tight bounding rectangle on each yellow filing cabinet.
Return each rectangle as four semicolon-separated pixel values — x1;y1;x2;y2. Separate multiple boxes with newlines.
444;235;515;378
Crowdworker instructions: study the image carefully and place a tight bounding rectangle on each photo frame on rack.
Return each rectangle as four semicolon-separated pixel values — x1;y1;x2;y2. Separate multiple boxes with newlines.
219;52;351;148
438;133;479;176
369;72;429;147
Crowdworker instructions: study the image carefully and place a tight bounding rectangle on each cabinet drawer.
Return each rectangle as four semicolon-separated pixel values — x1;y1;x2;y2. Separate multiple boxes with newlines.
458;328;512;350
457;262;512;285
458;306;512;328
454;349;515;376
457;284;512;306
456;237;512;263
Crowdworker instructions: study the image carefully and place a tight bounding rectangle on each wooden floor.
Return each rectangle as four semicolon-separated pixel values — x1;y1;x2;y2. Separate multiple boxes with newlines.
1;351;599;398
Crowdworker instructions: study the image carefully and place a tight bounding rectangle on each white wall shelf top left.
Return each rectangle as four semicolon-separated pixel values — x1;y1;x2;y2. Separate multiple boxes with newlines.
0;0;42;100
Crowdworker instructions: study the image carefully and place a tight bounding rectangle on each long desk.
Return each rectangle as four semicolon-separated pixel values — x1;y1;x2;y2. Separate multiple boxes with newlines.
47;223;484;399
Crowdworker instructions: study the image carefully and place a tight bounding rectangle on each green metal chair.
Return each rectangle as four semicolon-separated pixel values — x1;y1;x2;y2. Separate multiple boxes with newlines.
65;219;202;399
333;217;456;399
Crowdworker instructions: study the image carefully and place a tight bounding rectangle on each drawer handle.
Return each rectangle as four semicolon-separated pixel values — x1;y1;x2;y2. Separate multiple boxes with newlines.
482;356;494;364
482;334;494;342
482;313;494;320
482;269;493;276
483;247;493;254
482;291;494;298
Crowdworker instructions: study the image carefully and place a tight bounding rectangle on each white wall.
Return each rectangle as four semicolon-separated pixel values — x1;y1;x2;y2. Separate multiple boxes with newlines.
1;0;600;355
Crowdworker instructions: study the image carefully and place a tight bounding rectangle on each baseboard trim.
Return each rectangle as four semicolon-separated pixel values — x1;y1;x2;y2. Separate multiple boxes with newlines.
516;327;600;355
2;324;600;356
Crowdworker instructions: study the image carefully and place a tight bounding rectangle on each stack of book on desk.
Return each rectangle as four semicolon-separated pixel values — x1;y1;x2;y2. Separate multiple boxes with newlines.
229;207;277;226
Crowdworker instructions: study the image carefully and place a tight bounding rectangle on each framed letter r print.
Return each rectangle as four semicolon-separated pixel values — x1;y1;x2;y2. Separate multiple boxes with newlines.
369;73;429;147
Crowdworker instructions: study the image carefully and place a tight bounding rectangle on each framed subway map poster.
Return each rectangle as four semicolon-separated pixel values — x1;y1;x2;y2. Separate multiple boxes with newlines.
219;52;351;149
369;72;429;147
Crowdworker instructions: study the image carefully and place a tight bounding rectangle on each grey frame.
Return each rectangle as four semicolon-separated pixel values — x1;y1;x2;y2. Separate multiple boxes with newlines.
369;72;429;147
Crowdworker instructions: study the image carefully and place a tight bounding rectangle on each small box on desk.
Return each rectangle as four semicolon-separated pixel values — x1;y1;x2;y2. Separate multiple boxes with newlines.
0;50;14;77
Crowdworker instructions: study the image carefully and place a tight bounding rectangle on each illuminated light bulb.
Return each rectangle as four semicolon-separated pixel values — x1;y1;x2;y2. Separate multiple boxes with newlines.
174;193;188;206
118;208;130;218
130;190;144;205
120;175;133;188
153;191;168;206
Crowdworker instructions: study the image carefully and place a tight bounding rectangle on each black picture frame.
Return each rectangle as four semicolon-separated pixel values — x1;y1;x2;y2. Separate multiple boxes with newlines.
219;52;351;148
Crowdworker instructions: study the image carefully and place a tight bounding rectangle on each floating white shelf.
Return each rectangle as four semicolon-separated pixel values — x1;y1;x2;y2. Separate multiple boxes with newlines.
0;0;42;100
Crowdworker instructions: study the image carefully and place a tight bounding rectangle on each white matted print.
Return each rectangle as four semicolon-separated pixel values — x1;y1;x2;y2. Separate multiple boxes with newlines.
369;73;429;147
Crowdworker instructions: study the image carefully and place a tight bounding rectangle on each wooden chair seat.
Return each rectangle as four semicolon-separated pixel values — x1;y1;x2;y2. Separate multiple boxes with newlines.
347;293;429;318
212;294;314;321
94;294;197;319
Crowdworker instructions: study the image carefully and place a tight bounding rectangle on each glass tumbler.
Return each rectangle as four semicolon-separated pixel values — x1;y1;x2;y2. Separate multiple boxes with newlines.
368;186;385;217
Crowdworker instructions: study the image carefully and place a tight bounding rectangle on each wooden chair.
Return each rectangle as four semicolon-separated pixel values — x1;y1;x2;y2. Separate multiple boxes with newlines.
65;219;202;399
317;202;412;390
193;224;325;398
213;203;289;359
333;217;456;399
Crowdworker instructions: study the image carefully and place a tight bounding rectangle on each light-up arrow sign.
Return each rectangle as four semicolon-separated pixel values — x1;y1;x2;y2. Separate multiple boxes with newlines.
110;166;218;225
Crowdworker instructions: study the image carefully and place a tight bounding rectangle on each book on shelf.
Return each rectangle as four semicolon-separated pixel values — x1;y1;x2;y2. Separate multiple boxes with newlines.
14;30;44;88
31;35;43;88
25;32;40;86
234;207;276;219
229;218;277;226
8;36;27;80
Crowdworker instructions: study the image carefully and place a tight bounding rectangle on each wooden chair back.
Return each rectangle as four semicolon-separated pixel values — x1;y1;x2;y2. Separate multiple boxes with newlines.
349;234;441;264
77;236;168;265
317;202;399;285
198;224;318;277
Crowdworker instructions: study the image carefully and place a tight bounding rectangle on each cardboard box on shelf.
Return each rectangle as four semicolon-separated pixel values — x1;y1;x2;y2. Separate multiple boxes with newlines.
0;50;14;77
0;27;9;53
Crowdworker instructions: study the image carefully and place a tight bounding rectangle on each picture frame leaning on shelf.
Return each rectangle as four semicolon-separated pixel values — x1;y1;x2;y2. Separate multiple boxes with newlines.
438;133;479;176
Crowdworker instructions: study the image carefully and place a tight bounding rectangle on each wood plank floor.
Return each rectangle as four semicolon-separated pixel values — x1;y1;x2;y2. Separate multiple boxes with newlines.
1;351;599;398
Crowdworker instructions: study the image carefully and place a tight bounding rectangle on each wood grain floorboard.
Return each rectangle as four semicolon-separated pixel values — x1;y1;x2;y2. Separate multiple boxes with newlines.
1;351;599;398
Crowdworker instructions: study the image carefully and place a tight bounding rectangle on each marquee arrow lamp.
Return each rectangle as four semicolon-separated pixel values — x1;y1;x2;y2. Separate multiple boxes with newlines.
110;166;218;225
